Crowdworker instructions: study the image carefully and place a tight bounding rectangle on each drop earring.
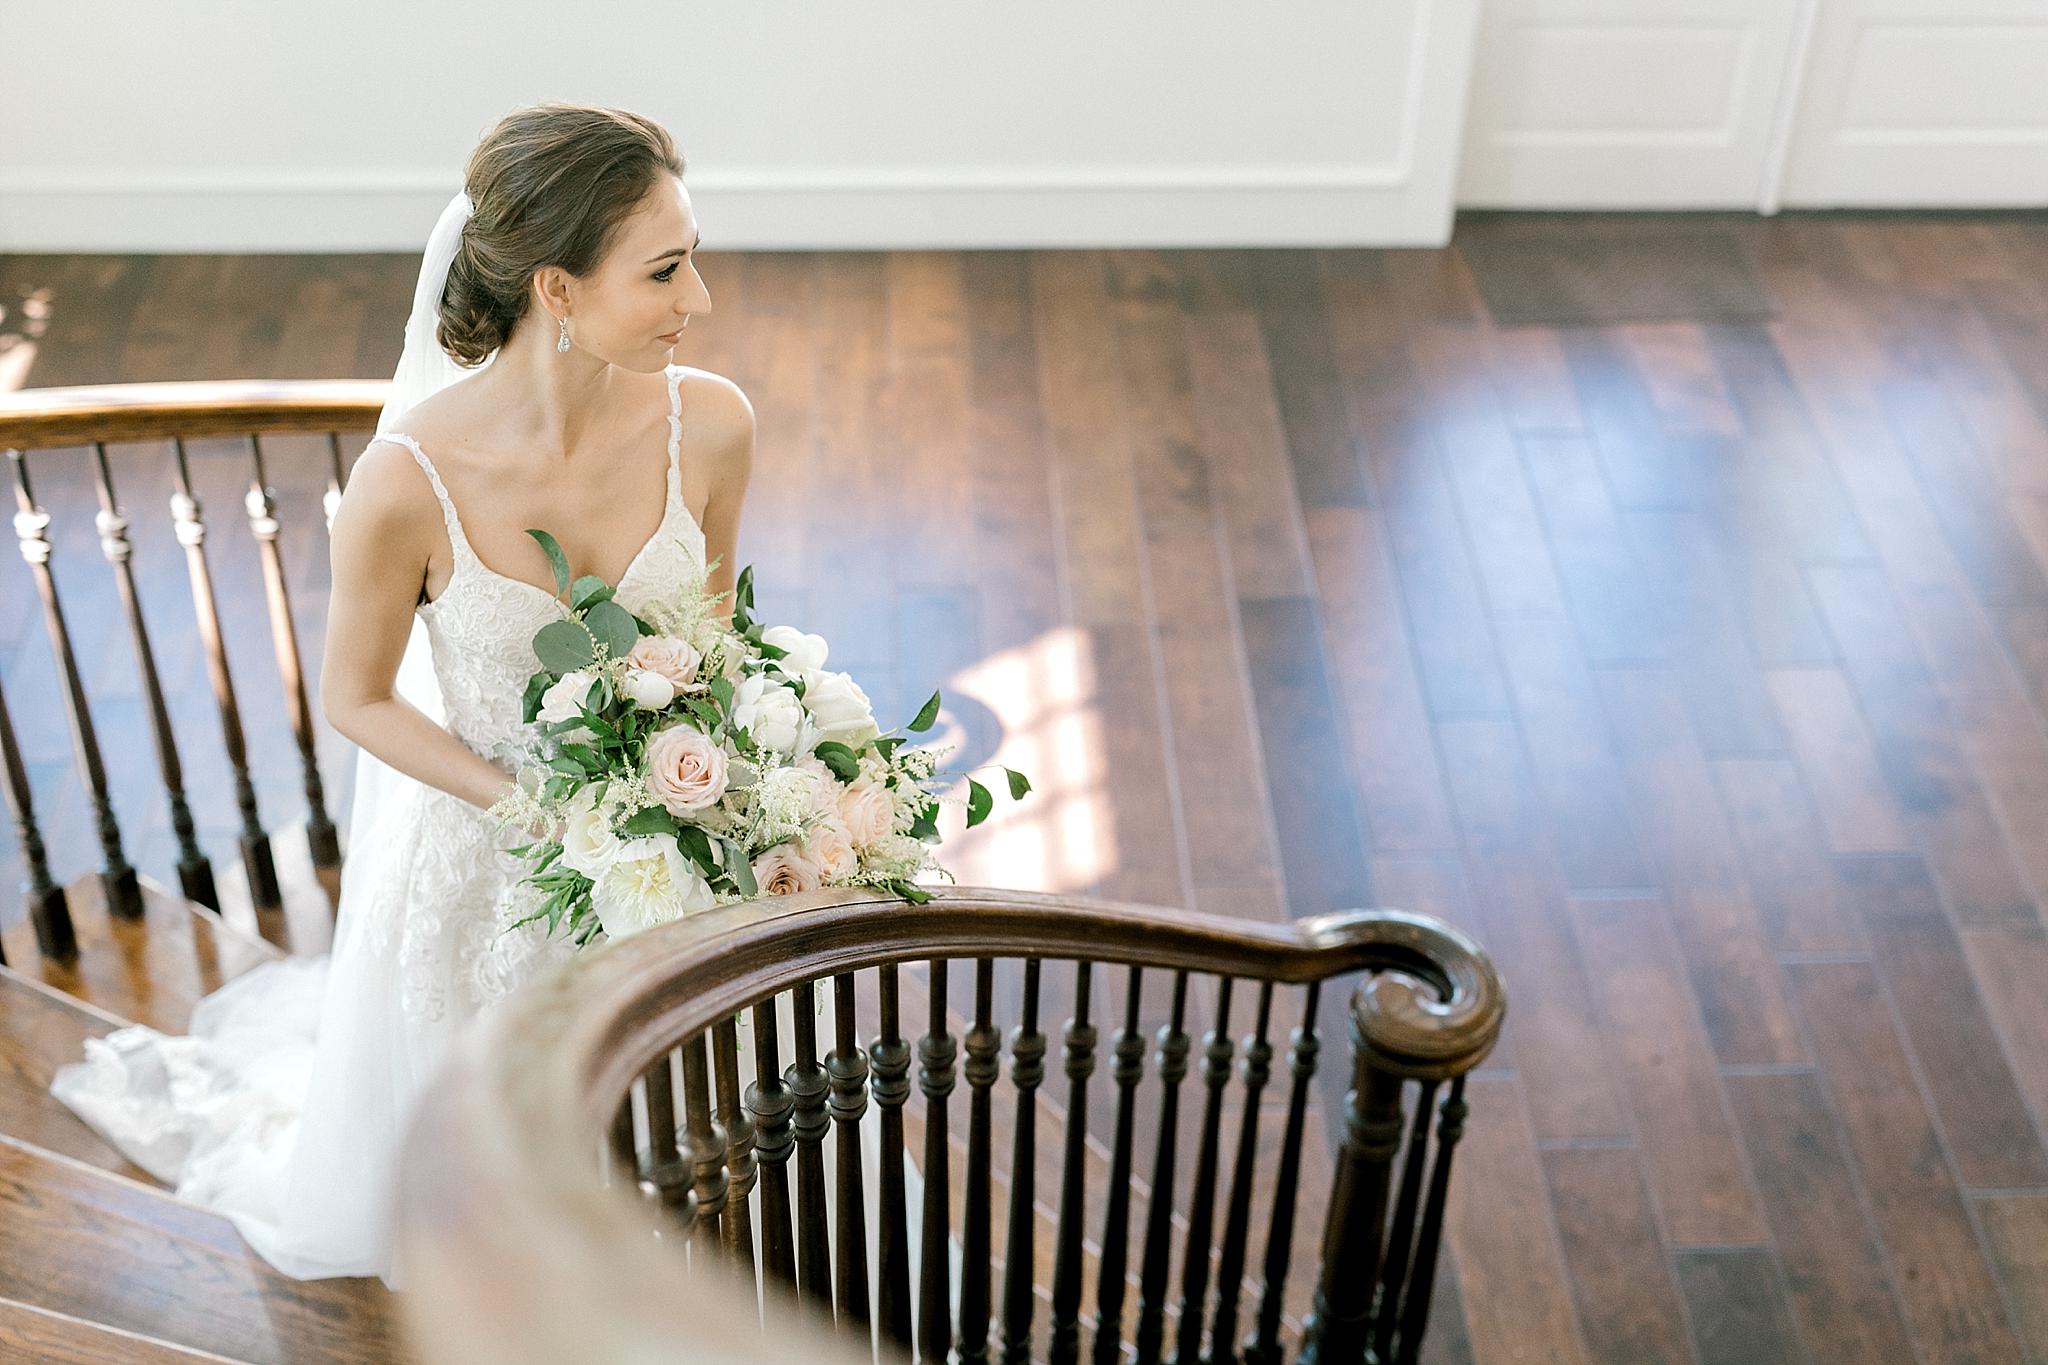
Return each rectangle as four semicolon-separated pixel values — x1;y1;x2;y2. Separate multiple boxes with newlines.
556;315;571;352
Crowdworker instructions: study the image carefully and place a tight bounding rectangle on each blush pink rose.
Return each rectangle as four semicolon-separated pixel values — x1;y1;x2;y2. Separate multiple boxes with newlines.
627;634;701;689
802;817;859;883
752;840;823;896
838;776;895;850
645;725;729;815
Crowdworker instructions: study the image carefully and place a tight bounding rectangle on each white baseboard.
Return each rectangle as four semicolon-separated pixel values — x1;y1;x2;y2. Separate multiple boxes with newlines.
0;163;1461;252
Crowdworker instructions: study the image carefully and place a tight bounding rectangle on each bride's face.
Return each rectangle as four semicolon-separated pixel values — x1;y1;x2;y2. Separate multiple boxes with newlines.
544;175;709;371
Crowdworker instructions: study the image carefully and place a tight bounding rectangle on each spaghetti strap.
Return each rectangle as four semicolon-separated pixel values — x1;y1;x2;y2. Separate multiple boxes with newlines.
662;363;685;514
371;431;477;566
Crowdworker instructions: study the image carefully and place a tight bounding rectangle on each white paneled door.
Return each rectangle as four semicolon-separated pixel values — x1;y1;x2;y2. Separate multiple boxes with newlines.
1459;0;2048;209
1457;0;1814;208
1780;0;2048;207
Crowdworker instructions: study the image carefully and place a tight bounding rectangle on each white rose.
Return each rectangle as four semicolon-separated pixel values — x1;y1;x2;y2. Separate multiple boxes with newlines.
802;670;879;746
558;787;622;879
621;668;676;711
594;836;715;939
730;673;810;754
762;626;829;676
538;670;599;724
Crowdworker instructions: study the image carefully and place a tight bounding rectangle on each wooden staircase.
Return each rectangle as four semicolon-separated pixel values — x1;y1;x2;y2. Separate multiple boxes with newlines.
0;871;406;1365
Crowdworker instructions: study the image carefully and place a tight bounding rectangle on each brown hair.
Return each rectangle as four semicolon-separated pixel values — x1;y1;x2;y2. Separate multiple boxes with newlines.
437;103;686;366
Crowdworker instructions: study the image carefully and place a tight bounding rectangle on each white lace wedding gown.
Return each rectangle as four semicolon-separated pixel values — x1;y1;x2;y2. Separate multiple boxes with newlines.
48;363;724;1291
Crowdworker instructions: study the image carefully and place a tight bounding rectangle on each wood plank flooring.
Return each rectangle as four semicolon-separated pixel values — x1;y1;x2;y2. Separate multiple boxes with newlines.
4;210;2048;1363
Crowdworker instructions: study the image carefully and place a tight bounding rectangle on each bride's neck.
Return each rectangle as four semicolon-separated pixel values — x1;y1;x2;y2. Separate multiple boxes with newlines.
475;322;622;466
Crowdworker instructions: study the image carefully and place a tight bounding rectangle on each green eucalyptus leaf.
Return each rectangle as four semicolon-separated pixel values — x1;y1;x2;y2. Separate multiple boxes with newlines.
526;529;572;598
583;599;640;660
728;845;758;898
570;575;614;612
535;620;595;673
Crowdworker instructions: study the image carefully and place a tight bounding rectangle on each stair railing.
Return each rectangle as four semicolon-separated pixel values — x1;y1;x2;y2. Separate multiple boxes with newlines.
396;887;1505;1365
0;380;385;953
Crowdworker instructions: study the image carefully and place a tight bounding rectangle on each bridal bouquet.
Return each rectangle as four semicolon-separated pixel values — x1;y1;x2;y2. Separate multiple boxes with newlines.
487;530;1029;948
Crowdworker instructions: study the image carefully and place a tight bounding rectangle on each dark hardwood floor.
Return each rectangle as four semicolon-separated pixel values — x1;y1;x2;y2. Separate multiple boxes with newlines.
4;211;2048;1364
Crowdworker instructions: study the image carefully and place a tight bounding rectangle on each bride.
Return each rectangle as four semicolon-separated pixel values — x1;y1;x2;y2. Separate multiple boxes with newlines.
48;103;763;1290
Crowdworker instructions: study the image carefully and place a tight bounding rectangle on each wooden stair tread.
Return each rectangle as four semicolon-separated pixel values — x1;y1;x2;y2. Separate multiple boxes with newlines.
0;1295;254;1364
0;967;157;1182
1;874;283;1033
0;1132;405;1364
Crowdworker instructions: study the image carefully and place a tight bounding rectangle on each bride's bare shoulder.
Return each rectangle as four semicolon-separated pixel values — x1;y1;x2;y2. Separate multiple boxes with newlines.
673;365;755;475
332;433;443;551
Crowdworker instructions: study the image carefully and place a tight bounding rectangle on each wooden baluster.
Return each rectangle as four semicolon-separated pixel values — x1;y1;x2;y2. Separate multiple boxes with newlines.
1170;978;1236;1365
241;433;339;868
917;959;957;1365
787;979;833;1316
1091;966;1145;1365
998;958;1046;1365
642;1050;695;1236
1243;983;1321;1365
1201;982;1272;1365
958;959;998;1365
871;964;913;1350
89;442;216;909
0;675;73;960
713;1016;758;1286
1368;1079;1439;1362
748;994;798;1291
1048;961;1097;1365
8;446;140;917
169;438;278;909
681;1032;728;1263
1133;971;1190;1365
1298;1005;1408;1365
606;1084;638;1188
827;972;871;1330
1389;1078;1468;1365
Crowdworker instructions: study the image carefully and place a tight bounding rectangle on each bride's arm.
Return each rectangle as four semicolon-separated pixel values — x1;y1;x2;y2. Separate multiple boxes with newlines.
692;375;755;619
319;442;516;813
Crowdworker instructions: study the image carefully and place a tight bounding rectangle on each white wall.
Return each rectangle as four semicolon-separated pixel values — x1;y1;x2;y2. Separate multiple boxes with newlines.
0;0;1482;251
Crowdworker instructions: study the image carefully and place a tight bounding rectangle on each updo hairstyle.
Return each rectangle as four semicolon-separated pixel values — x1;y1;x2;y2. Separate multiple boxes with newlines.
436;102;686;366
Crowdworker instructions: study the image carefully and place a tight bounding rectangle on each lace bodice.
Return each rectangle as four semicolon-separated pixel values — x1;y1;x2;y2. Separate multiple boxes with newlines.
373;362;707;768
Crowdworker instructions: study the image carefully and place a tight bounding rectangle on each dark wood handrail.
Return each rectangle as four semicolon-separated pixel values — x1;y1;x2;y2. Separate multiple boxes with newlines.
0;379;388;446
394;886;1503;1362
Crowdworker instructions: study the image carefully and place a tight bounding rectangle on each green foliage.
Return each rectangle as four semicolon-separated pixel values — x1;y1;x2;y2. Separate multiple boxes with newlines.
813;740;861;782
535;619;594;673
583;599;640;660
908;689;942;733
966;777;993;828
620;805;680;837
1005;767;1032;800
526;529;572;598
569;575;613;612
